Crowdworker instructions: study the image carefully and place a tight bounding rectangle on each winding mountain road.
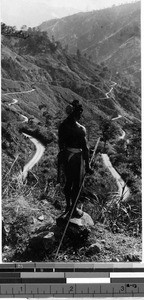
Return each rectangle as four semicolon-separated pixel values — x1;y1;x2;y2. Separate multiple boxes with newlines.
3;88;35;96
5;84;129;199
21;115;28;123
22;134;45;180
101;154;130;201
101;80;130;201
4;88;45;180
118;129;126;140
105;81;117;99
112;114;122;121
8;99;18;106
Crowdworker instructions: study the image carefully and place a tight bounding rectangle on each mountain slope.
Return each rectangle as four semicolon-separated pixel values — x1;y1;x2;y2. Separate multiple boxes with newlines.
1;27;141;262
1;33;141;125
1;28;141;158
38;1;141;84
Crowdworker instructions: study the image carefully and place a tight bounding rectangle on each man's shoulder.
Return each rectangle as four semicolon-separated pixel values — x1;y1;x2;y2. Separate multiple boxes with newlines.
76;121;86;134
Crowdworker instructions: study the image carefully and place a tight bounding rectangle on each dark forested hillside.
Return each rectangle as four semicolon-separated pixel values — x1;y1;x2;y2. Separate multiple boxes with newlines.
1;22;141;262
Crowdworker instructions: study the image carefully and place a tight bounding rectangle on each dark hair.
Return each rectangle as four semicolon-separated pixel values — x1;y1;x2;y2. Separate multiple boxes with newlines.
71;100;83;113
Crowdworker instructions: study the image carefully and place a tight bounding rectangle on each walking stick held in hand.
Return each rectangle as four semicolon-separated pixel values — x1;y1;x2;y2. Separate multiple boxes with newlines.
55;137;101;259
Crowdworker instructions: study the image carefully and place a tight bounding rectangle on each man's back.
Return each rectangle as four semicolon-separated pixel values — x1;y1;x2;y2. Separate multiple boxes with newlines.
58;115;86;151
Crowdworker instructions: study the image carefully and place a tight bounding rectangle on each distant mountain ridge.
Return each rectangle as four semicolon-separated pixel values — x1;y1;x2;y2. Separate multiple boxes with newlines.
38;1;141;84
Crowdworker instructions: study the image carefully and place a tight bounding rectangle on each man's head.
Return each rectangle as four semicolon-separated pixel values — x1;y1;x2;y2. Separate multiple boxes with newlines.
66;100;83;121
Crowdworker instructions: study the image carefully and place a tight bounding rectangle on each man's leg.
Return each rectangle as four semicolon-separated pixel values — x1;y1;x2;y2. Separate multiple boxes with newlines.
70;155;83;217
71;181;80;209
63;156;74;213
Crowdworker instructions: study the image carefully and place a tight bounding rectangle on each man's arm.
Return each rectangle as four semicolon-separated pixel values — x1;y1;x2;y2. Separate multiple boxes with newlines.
80;127;93;174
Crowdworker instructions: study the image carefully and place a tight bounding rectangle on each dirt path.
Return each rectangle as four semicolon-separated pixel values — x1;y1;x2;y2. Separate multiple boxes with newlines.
112;114;122;121
118;129;125;140
3;88;35;96
105;81;117;99
21;114;28;123
8;99;18;106
99;80;117;100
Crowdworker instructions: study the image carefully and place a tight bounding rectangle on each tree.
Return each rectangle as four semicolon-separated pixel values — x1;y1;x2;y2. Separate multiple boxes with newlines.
43;112;52;127
99;117;118;151
21;25;27;31
1;23;17;36
39;104;47;111
64;44;69;54
52;35;55;43
28;117;34;125
125;121;141;176
53;110;65;129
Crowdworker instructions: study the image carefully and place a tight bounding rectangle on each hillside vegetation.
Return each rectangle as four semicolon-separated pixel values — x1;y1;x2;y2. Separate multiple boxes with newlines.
1;22;141;262
38;1;141;87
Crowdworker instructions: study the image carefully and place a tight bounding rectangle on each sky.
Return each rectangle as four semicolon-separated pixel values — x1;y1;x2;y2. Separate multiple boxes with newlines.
1;0;139;29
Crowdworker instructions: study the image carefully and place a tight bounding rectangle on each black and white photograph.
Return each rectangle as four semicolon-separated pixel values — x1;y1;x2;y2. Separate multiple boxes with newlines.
1;0;142;263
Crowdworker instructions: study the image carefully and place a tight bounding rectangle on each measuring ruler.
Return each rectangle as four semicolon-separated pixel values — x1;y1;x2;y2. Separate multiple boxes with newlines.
0;283;144;297
0;262;143;297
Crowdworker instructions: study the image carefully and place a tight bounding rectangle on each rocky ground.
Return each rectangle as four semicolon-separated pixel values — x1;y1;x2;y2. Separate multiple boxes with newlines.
2;180;142;263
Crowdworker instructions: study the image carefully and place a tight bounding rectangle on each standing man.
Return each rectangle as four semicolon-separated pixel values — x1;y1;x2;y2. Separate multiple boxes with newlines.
58;100;93;218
